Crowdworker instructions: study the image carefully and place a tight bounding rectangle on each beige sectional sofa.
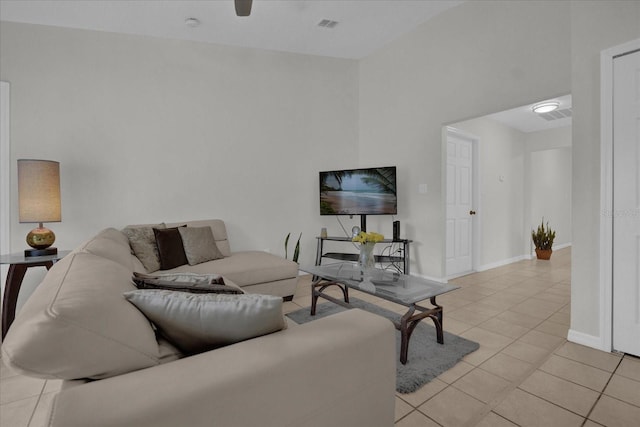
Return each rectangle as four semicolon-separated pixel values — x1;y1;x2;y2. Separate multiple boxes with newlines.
126;219;299;299
1;220;396;427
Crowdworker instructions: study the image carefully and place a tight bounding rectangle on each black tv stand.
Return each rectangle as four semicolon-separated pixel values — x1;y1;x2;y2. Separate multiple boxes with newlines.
314;236;412;274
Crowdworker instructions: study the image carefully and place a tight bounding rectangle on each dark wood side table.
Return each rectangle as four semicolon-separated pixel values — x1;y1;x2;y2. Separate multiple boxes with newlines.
1;250;70;339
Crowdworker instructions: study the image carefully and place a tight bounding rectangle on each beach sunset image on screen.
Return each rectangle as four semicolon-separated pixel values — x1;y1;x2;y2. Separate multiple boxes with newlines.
319;167;397;215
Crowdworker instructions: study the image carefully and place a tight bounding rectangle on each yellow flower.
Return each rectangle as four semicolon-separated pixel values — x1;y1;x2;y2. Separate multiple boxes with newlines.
352;231;384;243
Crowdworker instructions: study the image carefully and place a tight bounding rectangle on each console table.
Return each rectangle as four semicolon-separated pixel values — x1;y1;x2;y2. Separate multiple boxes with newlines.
1;250;70;339
315;236;412;274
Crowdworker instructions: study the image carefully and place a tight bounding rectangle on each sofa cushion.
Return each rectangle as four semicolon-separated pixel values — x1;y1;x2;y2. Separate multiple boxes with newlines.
122;223;166;272
134;280;243;295
178;226;224;265
124;291;286;354
128;220;232;257
164;251;299;287
165;220;232;257
154;227;188;270
135;271;227;285
77;228;137;270
132;275;242;295
1;253;161;380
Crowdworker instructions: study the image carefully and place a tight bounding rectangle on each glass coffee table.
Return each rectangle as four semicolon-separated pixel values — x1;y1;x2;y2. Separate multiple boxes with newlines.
300;263;460;364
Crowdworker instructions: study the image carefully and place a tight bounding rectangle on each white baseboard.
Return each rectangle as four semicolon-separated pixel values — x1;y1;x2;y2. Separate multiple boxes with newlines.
413;273;448;284
478;243;574;270
446;271;473;280
476;255;527;272
567;329;610;352
553;242;572;250
528;242;573;258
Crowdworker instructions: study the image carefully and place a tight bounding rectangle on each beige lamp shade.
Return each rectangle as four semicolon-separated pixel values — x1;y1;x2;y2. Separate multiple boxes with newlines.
18;159;61;223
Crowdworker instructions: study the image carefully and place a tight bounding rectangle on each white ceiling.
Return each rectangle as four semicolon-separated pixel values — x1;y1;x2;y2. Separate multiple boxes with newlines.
0;0;463;59
0;0;570;132
486;95;572;133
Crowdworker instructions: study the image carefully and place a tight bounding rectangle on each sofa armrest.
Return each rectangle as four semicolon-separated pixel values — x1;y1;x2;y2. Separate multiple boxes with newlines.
48;309;396;427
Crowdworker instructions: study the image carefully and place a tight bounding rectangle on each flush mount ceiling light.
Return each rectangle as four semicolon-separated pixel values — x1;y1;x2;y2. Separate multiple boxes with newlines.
185;18;200;28
532;101;560;114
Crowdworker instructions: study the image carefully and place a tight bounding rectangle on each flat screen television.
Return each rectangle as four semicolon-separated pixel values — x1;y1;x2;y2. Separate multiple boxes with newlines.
319;166;397;216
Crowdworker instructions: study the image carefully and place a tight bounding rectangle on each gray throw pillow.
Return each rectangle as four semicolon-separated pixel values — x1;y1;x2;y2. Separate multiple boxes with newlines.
178;226;224;265
123;290;285;354
122;223;166;272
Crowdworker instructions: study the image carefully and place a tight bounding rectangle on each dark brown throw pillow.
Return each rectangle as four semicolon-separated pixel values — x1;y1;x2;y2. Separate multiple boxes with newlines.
153;227;188;270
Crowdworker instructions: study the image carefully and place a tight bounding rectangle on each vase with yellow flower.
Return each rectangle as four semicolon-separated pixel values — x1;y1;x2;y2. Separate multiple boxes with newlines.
352;231;384;272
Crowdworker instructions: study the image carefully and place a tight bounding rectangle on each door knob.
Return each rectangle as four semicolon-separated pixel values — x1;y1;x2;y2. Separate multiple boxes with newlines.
469;210;476;215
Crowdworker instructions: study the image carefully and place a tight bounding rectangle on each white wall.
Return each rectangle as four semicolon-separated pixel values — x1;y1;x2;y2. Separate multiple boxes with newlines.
449;117;572;270
0;22;359;271
2;1;638;352
526;126;572;254
526;125;571;151
359;0;571;279
449;117;526;270
570;1;640;345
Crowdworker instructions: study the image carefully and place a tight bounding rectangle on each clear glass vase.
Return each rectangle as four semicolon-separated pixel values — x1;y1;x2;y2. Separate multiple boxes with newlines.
359;242;376;271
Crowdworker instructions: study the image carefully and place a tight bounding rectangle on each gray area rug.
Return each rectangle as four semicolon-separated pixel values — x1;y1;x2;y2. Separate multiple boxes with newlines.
286;298;479;394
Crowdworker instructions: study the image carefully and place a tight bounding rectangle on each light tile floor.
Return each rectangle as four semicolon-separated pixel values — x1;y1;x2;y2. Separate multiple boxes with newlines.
2;247;639;426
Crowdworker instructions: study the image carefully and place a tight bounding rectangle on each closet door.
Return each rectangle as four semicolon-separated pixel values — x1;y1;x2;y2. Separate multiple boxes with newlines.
612;49;640;357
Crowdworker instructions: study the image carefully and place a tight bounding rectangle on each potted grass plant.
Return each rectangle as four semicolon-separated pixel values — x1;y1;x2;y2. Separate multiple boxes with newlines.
284;232;301;263
532;218;556;260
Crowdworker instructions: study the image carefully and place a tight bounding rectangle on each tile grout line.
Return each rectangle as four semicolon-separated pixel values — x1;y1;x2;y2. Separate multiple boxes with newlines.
397;263;573;425
24;380;47;427
458;325;571;427
580;356;625;425
395;408;444;427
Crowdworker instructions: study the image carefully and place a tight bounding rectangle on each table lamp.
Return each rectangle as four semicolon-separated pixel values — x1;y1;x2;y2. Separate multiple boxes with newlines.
18;159;61;257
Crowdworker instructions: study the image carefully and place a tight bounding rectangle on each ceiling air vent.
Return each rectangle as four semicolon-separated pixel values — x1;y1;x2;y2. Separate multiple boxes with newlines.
539;108;572;121
317;19;339;29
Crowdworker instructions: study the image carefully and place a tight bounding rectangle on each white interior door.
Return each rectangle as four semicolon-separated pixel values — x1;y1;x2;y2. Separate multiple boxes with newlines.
446;130;475;277
612;49;640;357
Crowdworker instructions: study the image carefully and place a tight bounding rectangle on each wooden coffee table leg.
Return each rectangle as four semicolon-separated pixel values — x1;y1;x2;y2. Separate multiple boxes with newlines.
310;281;350;316
311;280;321;315
430;297;444;344
397;300;446;364
399;306;417;364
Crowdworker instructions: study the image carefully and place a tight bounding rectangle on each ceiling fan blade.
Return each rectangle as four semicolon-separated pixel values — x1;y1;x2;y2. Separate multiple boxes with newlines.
235;0;252;17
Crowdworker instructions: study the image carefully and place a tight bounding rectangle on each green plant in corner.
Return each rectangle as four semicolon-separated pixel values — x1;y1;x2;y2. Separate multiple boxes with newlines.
532;218;556;260
284;232;302;263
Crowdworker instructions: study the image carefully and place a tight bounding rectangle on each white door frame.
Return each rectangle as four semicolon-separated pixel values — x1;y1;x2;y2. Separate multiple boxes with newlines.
1;82;10;253
444;126;482;277
598;38;640;352
0;81;11;254
1;81;10;304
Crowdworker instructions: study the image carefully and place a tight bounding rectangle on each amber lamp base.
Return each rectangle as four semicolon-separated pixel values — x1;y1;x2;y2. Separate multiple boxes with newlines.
25;223;57;257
